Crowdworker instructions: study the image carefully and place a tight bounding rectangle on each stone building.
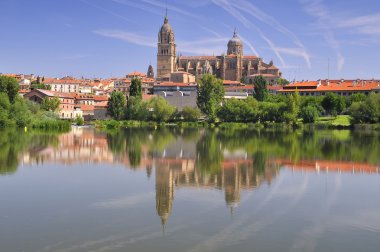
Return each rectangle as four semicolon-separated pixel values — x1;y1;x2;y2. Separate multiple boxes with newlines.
156;14;281;84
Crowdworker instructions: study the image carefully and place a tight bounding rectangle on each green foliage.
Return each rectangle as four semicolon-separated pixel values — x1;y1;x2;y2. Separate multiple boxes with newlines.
259;102;288;122
301;96;324;114
0;76;19;103
41;96;60;112
75;115;84;126
125;96;147;120
301;105;320;123
265;94;289;103
218;98;258;122
197;74;225;122
284;91;301;124
253;75;269;101
0;92;11;110
346;93;367;107
181;106;202;122
350;93;380;124
10;97;32;127
275;78;290;86
31;83;51;90
321;93;346;116
30;119;71;130
146;96;176;122
107;91;127;120
129;77;142;99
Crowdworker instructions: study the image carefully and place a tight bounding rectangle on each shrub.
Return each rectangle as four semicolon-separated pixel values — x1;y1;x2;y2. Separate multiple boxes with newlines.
75;115;84;126
181;106;202;122
301;105;320;123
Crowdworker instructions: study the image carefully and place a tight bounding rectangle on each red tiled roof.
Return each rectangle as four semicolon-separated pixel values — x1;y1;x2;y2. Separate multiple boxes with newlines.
127;71;146;77
225;85;254;91
43;79;83;84
155;82;197;87
250;74;279;78
243;55;259;59
27;89;75;99
279;80;380;92
94;101;108;108
179;56;218;60
142;94;155;101
268;85;282;91
93;95;109;101
78;104;94;111
223;80;242;85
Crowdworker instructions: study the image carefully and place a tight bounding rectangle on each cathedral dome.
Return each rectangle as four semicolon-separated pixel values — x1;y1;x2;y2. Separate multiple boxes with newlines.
228;30;243;47
160;16;172;34
227;30;243;55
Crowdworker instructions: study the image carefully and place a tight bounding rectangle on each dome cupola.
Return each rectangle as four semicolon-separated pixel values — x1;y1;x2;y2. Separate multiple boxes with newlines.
227;29;243;56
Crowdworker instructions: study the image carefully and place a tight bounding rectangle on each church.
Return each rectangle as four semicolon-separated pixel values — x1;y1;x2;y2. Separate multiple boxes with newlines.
156;13;282;84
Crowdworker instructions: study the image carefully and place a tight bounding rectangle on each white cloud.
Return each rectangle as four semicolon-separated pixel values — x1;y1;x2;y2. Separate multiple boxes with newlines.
211;0;310;69
94;30;156;47
94;29;229;55
299;0;344;72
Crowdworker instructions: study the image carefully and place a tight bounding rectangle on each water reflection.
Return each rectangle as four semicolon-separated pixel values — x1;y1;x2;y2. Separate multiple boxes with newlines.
4;127;380;225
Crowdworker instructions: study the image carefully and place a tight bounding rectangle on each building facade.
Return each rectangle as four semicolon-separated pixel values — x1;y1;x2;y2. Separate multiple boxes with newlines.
156;15;281;83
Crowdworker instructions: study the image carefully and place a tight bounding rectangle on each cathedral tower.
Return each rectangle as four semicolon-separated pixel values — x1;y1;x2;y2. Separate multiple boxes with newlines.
227;30;243;56
157;12;176;78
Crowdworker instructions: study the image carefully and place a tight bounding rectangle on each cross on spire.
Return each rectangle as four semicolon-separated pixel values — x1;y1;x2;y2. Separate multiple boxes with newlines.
233;27;237;37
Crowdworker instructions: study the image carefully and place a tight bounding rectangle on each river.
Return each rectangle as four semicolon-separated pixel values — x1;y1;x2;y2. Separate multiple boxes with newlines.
0;127;379;252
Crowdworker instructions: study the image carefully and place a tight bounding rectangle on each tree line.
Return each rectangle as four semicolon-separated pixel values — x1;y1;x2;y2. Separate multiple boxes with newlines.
0;76;70;130
107;75;380;125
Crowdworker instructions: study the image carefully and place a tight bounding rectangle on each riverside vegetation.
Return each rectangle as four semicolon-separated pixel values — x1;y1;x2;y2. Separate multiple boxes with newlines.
0;76;70;130
101;75;380;129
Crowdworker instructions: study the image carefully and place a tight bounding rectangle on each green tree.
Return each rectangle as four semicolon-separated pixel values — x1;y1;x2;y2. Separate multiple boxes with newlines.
197;74;225;122
253;75;269;101
259;102;287;122
31;82;51;90
301;96;324;114
75;115;84;126
129;77;142;99
10;97;32;127
0;76;19;103
41;96;60;112
284;91;300;124
301;105;320;123
218;98;258;122
275;78;290;86
181;106;202;121
125;96;146;120
107;91;127;120
350;93;380;123
146;96;175;122
346;93;366;107
321;93;345;116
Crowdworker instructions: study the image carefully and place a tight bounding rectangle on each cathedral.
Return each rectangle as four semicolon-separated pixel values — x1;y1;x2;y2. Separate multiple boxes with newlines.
156;13;282;83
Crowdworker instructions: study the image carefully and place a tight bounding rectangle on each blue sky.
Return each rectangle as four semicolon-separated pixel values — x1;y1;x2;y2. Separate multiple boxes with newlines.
1;0;380;80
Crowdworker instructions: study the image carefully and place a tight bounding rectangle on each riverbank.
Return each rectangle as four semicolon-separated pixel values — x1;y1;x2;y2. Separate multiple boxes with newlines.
92;115;380;131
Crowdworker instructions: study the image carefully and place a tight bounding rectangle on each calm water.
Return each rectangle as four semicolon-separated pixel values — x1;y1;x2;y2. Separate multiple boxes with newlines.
0;127;379;252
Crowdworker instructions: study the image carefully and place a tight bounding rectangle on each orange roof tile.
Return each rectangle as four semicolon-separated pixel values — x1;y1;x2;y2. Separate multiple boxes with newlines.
155;82;197;87
127;71;146;77
78;104;94;111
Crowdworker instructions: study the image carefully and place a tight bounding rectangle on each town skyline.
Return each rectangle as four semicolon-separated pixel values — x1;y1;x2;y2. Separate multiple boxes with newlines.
1;0;380;80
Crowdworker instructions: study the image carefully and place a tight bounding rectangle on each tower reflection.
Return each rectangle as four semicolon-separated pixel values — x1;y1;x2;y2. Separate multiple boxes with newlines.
18;127;380;225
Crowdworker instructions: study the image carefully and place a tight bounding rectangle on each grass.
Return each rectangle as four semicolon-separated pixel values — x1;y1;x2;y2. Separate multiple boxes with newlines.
317;115;351;127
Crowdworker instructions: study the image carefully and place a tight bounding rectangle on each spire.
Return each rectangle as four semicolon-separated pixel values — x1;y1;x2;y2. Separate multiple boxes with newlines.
164;8;168;24
233;27;237;37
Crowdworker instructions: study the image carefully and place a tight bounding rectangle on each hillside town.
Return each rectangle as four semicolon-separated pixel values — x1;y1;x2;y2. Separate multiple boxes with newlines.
1;13;379;121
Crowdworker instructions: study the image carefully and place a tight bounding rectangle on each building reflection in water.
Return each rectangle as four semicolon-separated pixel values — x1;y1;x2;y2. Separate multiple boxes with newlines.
19;128;380;225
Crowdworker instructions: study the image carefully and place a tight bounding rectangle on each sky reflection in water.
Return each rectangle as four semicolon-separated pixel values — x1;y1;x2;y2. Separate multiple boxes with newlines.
0;127;379;252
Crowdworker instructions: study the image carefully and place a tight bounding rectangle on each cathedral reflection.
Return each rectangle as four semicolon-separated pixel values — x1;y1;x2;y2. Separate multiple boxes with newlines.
18;127;380;225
